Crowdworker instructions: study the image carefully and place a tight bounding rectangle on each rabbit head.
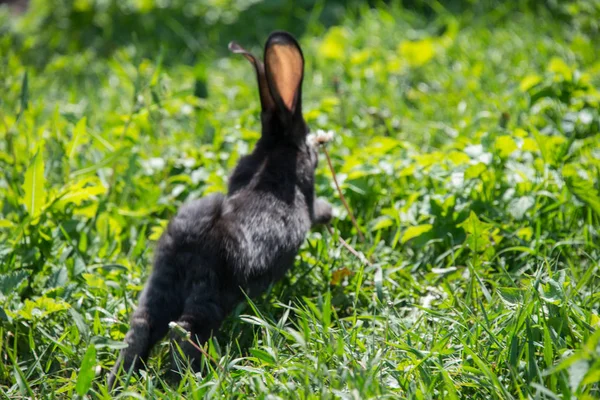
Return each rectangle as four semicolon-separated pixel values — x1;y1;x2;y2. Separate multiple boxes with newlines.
229;31;308;146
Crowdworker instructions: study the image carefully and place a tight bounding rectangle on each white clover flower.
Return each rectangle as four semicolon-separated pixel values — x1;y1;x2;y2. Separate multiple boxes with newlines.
307;129;335;146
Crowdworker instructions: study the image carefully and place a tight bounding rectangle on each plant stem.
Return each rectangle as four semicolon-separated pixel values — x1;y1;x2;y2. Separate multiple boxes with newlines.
321;145;365;242
185;339;224;372
326;225;371;266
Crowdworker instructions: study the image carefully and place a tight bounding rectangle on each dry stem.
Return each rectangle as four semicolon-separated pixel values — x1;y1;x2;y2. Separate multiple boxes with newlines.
321;145;365;242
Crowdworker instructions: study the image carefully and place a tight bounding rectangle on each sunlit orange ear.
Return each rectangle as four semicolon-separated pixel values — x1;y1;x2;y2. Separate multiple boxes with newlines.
229;41;275;111
264;32;304;114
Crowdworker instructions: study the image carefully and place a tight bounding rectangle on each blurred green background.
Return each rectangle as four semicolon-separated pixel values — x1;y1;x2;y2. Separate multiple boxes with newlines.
3;0;599;67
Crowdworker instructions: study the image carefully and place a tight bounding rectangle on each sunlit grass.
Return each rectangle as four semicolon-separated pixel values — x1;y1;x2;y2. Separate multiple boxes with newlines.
0;1;599;398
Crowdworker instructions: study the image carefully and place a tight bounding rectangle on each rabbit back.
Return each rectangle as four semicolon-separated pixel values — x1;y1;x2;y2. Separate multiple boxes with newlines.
162;163;312;295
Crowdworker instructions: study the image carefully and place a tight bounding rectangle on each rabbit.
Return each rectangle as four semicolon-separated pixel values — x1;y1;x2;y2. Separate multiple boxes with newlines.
107;31;333;390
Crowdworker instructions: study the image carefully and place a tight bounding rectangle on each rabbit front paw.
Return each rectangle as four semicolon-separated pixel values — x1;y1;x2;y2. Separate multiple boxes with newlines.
313;198;333;225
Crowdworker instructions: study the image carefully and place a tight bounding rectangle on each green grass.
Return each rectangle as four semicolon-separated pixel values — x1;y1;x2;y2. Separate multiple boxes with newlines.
1;0;600;398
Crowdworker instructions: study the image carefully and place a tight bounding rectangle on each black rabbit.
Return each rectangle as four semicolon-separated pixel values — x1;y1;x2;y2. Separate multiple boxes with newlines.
107;31;333;389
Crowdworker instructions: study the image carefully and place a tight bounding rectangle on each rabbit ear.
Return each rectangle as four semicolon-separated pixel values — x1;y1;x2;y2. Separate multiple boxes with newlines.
263;32;304;116
229;41;276;111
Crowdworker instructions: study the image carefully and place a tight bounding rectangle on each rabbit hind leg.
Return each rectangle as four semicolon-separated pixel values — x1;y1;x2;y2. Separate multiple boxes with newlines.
108;269;184;390
169;279;226;379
